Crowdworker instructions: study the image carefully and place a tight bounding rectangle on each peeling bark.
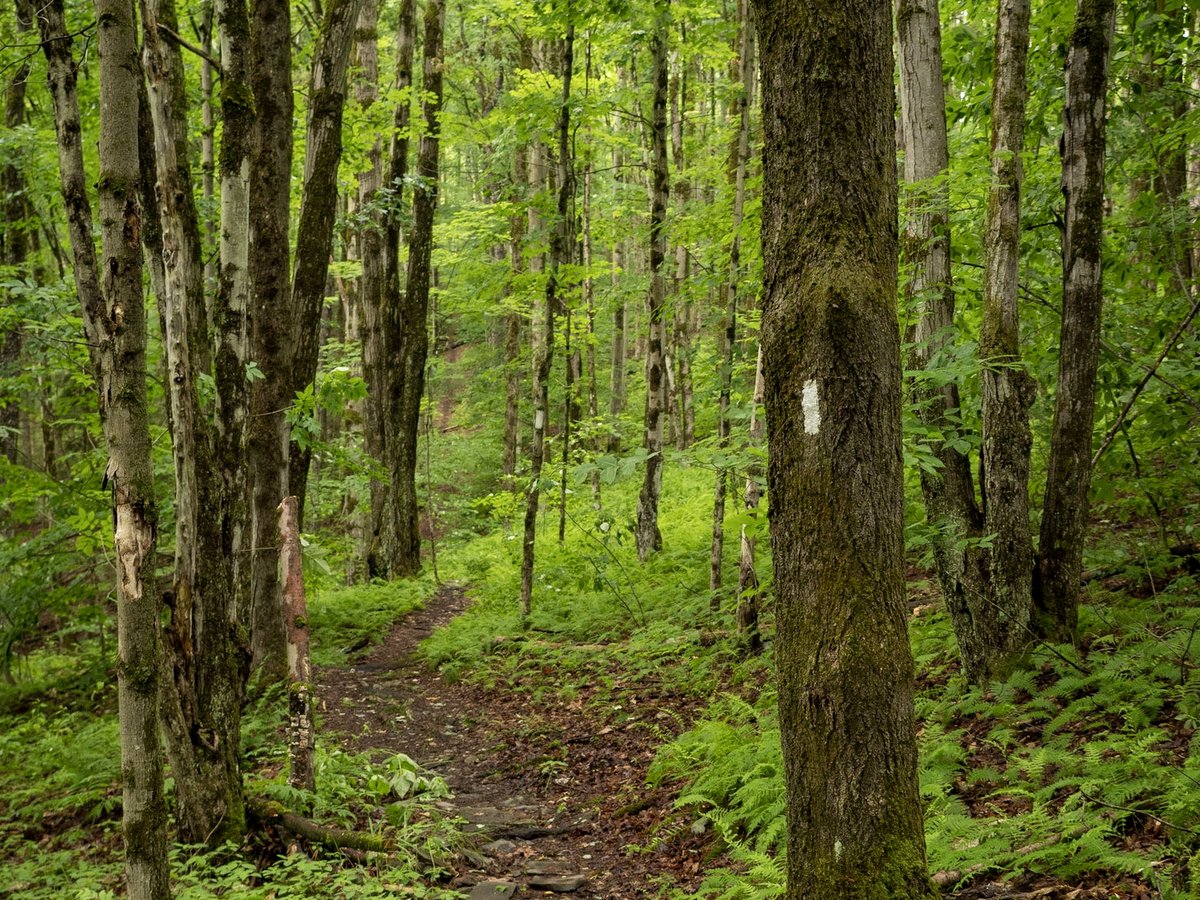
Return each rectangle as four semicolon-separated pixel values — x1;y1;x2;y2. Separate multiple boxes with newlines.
96;0;171;889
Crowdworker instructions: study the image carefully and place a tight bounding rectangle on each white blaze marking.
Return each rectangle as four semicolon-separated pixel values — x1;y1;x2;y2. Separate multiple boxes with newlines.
802;380;820;435
535;409;545;431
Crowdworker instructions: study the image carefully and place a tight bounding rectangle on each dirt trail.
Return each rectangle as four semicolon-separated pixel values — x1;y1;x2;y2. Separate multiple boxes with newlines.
316;585;707;898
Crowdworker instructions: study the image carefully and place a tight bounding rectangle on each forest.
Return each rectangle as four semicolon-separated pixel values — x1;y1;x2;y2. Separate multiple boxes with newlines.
1;0;1199;895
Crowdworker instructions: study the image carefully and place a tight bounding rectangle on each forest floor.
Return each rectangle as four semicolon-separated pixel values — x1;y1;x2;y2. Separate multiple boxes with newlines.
316;583;713;898
313;582;1170;900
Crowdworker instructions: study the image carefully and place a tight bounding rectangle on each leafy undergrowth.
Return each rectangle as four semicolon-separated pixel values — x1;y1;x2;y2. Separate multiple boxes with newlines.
420;463;775;707
648;563;1200;899
0;580;462;899
306;576;437;667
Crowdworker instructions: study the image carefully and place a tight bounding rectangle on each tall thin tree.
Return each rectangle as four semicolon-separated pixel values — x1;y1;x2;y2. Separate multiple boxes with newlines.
634;0;670;560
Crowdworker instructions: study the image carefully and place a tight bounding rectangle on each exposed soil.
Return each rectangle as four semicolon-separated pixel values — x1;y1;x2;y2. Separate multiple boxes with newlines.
316;584;710;898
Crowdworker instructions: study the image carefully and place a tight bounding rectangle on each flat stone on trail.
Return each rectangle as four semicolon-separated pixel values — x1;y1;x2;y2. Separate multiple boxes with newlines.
526;874;587;892
468;882;520;899
458;805;545;826
523;860;570;875
482;839;518;855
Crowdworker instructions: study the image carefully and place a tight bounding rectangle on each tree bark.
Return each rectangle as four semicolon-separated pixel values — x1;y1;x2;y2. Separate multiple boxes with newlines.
0;0;34;464
634;1;669;561
38;0;103;383
288;0;362;519
754;0;935;894
247;0;294;680
502;137;527;484
363;0;415;577
978;0;1036;678
736;343;763;655
669;44;694;451
607;144;627;454
141;0;246;846
96;0;172;891
385;0;445;578
897;0;990;678
1035;0;1116;640
212;0;254;630
278;496;315;794
520;23;574;617
709;0;753;598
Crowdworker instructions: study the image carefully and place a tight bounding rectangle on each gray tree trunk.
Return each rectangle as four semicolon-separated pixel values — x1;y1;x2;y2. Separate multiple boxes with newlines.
978;0;1036;678
389;0;446;577
897;0;990;679
1035;0;1116;639
754;0;935;893
520;25;574;617
141;0;246;846
94;0;172;891
709;0;753;598
247;0;294;681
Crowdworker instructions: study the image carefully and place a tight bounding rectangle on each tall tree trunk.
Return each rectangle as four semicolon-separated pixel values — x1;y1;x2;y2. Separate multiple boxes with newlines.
211;0;254;693
634;1;669;561
247;0;294;679
95;0;173;892
897;0;989;677
0;0;33;464
38;0;103;384
199;0;215;303
502;139;527;484
141;0;247;847
736;343;763;654
365;0;415;578
388;0;446;577
709;0;753;598
607;145;627;453
669;44;694;451
288;0;362;519
582;154;600;504
1035;0;1116;639
520;22;574;617
754;0;935;894
978;0;1036;678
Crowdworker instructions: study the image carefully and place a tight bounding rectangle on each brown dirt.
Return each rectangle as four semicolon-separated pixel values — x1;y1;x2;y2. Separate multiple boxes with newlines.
316;584;709;898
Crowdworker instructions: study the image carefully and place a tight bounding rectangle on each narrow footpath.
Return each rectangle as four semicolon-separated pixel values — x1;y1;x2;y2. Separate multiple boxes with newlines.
316;585;710;898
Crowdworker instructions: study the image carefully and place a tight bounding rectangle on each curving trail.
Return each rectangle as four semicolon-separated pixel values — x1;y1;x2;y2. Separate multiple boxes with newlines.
316;584;708;898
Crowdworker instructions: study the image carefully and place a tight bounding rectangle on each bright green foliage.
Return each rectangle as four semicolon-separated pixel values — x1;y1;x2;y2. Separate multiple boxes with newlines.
307;577;437;667
648;559;1200;896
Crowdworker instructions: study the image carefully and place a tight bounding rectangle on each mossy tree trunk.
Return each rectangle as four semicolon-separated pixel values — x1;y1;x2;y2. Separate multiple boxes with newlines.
1035;0;1116;639
897;0;990;678
365;0;415;577
141;0;247;846
753;0;936;894
634;0;669;561
95;0;172;892
247;0;294;682
287;0;361;522
978;0;1036;679
388;0;446;577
